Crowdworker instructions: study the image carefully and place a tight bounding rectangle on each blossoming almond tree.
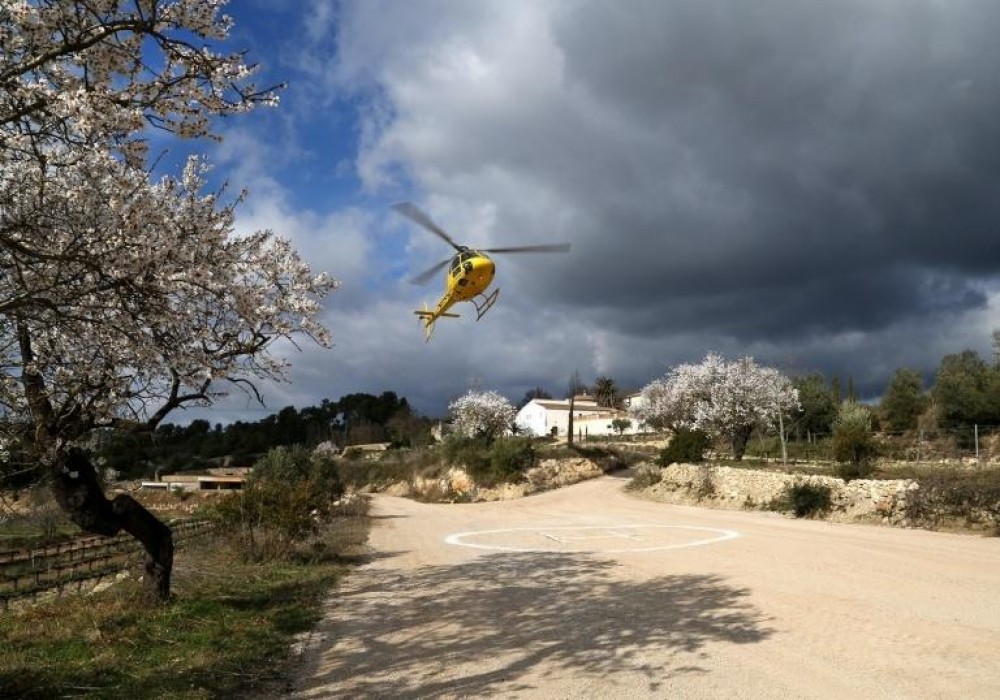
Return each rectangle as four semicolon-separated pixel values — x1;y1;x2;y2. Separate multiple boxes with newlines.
0;1;337;601
448;390;517;444
633;353;799;460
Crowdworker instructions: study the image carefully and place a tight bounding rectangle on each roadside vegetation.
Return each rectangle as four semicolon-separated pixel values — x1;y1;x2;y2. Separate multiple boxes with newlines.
768;482;834;518
629;351;1000;532
334;435;642;503
634;431;1000;532
0;525;365;699
0;445;369;699
900;468;1000;533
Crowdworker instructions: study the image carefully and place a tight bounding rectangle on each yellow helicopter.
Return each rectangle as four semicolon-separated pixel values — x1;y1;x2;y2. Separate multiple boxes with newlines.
393;202;571;341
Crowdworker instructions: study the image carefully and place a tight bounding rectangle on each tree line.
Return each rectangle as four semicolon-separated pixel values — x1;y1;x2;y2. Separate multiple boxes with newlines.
92;392;434;479
790;344;1000;444
514;340;1000;449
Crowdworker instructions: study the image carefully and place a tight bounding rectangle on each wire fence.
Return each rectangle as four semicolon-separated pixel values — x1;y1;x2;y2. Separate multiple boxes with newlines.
743;424;1000;466
588;425;1000;467
0;518;214;609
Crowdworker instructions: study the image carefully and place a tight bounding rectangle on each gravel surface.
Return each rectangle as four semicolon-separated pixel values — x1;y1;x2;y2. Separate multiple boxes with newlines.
291;473;1000;699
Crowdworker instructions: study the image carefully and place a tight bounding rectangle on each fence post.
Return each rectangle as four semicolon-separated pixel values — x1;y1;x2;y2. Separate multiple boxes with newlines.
975;424;980;465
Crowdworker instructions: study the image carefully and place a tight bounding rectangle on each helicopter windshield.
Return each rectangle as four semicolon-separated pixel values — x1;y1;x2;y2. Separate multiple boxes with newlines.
450;250;478;273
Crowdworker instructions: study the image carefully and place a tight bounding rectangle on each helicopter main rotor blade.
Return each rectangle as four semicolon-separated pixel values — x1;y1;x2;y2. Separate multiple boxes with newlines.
483;242;571;254
392;202;463;251
408;258;451;286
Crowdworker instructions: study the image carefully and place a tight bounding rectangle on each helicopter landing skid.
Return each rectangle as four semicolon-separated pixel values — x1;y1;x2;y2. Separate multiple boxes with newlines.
473;289;499;320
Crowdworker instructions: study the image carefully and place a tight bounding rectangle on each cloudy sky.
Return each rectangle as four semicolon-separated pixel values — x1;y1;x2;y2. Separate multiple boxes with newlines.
183;0;1000;421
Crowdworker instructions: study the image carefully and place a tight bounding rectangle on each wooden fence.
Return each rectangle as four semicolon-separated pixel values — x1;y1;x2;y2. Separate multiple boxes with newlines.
0;519;214;609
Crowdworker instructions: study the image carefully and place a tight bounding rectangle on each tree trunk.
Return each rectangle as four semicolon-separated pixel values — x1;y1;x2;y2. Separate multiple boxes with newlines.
567;395;576;447
731;425;753;461
778;412;787;465
51;448;174;602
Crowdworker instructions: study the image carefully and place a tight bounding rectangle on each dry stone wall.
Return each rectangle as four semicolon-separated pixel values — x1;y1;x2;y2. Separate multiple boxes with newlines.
639;463;919;526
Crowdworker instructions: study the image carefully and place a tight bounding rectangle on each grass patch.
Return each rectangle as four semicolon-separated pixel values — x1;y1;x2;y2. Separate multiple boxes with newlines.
338;447;445;490
709;458;839;478
0;515;368;699
0;497;78;550
0;520;79;550
741;435;836;463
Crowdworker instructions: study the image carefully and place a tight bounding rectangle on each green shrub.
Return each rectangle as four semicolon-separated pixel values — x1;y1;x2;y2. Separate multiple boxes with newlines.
441;435;490;474
338;446;442;490
611;418;632;435
479;437;535;486
210;445;345;561
442;435;537;487
658;429;711;466
771;481;833;518
835;460;875;481
831;402;878;480
549;443;635;472
440;435;536;487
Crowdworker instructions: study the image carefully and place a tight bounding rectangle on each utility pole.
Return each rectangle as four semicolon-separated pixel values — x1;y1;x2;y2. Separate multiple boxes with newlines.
566;370;584;448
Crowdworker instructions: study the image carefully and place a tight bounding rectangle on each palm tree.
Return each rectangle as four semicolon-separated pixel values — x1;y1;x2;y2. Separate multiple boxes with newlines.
593;376;619;409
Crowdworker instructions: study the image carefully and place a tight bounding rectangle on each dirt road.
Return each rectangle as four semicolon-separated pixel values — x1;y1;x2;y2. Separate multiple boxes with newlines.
292;473;1000;698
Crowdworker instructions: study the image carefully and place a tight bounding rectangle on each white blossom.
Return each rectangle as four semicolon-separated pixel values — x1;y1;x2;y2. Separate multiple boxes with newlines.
0;3;339;448
448;390;517;442
1;0;272;161
633;353;800;456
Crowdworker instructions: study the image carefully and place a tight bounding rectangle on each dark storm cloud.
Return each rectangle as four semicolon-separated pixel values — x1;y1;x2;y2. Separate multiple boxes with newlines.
581;266;985;342
516;0;1000;344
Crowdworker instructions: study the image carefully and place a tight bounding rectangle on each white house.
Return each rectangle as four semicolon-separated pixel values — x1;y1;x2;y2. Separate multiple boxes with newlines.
621;391;647;411
515;394;638;438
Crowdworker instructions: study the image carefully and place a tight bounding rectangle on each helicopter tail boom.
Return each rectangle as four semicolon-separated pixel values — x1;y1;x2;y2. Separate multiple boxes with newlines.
414;303;459;342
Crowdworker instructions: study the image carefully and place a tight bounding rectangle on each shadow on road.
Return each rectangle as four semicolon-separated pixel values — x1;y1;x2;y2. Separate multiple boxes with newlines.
297;552;774;697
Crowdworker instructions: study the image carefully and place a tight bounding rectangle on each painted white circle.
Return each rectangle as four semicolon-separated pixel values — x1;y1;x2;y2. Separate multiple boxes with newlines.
445;524;741;553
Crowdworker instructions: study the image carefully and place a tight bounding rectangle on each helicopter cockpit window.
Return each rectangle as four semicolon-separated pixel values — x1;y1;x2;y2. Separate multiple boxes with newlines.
451;251;475;275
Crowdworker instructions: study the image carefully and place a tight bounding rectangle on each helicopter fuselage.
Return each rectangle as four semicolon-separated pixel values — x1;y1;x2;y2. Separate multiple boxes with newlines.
394;199;569;341
414;249;498;340
447;249;495;302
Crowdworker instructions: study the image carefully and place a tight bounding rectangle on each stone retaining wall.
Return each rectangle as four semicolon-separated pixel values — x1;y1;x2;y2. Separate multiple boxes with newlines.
407;458;605;502
639;463;919;526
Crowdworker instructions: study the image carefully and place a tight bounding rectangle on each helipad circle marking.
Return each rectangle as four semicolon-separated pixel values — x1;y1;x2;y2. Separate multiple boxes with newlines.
444;524;741;553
